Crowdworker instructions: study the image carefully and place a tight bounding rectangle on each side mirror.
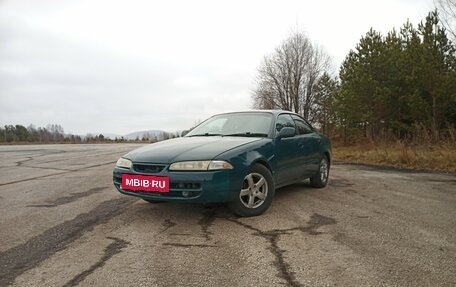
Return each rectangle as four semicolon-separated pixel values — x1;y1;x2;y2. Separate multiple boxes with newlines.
276;127;296;139
181;130;190;137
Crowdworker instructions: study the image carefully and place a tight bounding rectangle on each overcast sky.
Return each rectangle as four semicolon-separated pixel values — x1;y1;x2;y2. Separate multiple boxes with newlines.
0;0;434;135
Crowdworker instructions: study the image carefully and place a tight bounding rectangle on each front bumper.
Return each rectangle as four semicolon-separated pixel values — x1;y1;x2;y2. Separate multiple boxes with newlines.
113;166;240;203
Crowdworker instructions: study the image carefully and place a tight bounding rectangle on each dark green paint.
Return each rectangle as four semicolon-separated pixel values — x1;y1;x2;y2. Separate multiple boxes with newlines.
113;110;331;203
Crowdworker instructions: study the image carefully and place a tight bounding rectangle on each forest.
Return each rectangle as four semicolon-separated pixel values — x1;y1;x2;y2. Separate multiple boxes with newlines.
253;11;455;145
251;10;455;171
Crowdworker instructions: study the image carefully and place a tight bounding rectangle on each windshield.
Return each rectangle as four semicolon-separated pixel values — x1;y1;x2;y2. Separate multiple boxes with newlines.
186;112;273;137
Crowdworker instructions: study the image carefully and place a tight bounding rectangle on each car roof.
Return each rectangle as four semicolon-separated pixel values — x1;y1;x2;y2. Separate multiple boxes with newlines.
219;110;299;117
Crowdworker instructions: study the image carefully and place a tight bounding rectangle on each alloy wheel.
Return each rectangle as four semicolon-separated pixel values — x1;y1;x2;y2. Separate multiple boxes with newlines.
320;158;329;184
239;172;268;209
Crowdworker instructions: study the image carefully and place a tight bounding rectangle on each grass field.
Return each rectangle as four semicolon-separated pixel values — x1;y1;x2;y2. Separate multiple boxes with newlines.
333;141;456;173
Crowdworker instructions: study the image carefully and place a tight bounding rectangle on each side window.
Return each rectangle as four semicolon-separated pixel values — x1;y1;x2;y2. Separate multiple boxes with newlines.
276;114;295;132
291;115;313;135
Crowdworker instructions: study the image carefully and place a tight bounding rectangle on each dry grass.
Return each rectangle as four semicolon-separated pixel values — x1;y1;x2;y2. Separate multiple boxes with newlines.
333;141;456;173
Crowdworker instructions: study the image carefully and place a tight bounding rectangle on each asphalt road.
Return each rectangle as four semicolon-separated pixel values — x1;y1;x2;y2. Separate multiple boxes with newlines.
0;144;455;287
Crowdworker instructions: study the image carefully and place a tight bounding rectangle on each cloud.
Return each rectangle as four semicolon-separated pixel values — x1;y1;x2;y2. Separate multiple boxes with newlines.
0;0;433;135
0;5;253;134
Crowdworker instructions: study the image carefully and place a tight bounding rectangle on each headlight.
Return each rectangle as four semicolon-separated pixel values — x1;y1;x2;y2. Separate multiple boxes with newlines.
116;157;132;169
169;160;233;171
208;160;234;170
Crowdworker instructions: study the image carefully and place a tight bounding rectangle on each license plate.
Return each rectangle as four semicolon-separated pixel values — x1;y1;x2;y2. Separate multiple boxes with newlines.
121;174;170;193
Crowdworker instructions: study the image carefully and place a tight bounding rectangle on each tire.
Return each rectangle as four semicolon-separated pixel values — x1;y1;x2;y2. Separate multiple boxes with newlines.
310;155;330;188
229;163;275;217
142;198;165;204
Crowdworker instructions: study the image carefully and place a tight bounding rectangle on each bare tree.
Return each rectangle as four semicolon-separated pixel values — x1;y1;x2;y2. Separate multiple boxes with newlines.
252;31;331;120
435;0;456;41
300;46;331;121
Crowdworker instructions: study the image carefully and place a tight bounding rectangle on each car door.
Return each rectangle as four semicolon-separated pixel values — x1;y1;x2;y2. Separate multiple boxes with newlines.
290;115;321;177
274;113;302;186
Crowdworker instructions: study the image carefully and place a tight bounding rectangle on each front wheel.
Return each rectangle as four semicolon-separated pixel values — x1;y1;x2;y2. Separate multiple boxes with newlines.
229;164;275;217
310;155;330;188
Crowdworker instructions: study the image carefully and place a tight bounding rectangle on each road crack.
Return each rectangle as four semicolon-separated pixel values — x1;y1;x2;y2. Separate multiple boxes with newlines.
198;208;216;241
62;237;130;287
226;213;337;287
0;197;136;286
16;156;33;166
0;162;117;187
162;243;217;248
160;219;177;233
27;187;108;208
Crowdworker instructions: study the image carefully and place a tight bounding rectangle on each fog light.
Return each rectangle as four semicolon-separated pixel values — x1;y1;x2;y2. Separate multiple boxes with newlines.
182;191;190;197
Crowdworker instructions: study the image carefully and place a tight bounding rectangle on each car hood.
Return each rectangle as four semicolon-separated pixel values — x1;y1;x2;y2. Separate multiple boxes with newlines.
124;136;264;163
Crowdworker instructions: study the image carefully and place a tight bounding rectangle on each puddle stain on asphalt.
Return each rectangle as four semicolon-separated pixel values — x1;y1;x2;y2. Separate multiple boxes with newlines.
0;197;136;287
26;187;109;208
62;237;130;287
301;213;338;235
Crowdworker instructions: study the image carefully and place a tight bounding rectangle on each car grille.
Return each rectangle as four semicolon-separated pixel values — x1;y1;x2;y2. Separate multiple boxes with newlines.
133;163;166;174
170;182;202;190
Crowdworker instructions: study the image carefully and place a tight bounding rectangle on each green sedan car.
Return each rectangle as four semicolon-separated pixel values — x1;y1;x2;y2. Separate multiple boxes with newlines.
113;110;331;217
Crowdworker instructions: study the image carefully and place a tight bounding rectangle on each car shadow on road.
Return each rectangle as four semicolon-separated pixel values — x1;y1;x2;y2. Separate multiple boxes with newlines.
274;180;316;198
128;199;232;219
125;179;322;220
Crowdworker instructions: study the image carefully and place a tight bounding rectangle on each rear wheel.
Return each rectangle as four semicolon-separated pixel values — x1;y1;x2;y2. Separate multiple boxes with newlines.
310;155;330;188
229;164;275;217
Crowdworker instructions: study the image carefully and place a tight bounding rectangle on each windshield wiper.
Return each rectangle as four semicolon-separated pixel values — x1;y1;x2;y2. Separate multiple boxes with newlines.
224;132;269;137
187;133;223;137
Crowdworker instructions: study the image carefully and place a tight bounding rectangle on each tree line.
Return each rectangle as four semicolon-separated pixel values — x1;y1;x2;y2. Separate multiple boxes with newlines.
0;124;111;143
0;124;77;143
0;124;180;144
252;10;456;144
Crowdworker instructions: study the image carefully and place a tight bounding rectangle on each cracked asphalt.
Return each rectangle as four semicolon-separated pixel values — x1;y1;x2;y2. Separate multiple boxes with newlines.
0;144;455;287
